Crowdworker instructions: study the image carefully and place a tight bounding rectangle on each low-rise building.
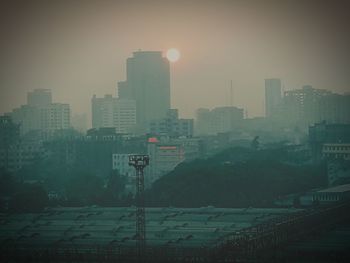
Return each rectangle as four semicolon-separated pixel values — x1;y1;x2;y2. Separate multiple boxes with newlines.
322;143;350;186
146;137;185;185
312;184;350;205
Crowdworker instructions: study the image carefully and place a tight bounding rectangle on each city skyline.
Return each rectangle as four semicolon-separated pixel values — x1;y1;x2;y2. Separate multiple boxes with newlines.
1;0;350;122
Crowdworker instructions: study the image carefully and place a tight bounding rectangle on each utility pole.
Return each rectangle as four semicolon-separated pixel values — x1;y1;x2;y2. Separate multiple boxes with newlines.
129;155;149;260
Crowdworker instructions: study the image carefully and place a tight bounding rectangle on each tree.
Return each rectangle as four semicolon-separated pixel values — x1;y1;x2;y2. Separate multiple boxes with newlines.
100;169;127;206
65;170;104;205
10;183;48;212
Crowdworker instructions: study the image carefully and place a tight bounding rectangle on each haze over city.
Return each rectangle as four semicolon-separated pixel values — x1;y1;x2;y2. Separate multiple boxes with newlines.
1;0;350;122
1;1;350;262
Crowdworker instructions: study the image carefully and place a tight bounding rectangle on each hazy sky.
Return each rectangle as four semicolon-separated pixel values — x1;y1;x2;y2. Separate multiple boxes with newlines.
1;0;349;124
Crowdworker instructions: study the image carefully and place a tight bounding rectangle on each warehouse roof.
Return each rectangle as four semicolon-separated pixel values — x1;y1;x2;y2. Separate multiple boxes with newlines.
0;207;301;250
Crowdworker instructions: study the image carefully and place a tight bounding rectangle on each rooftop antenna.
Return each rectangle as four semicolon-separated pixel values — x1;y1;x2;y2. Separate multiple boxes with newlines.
230;80;234;107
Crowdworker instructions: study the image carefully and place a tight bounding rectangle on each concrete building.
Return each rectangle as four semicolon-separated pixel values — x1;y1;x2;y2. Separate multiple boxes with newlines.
0;116;20;147
280;86;350;127
45;129;146;178
309;122;350;161
312;184;350;205
40;103;70;131
1;140;47;172
91;95;136;133
27;89;52;107
149;109;194;137
0;116;47;172
10;105;41;135
323;143;350;160
265;79;282;119
171;137;203;161
146;138;185;185
284;85;332;125
318;93;350;124
195;108;211;136
211;107;244;133
195;106;244;135
8;89;71;137
322;143;350;186
0;116;20;170
118;51;170;130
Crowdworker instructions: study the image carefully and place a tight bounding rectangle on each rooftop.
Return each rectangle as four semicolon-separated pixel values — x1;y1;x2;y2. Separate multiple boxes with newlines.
0;207;301;250
318;184;350;193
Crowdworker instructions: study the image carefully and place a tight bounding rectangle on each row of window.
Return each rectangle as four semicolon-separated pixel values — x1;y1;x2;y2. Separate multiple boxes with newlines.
323;146;350;151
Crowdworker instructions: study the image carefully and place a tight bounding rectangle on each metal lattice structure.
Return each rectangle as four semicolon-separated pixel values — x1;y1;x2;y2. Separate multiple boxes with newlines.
129;154;149;258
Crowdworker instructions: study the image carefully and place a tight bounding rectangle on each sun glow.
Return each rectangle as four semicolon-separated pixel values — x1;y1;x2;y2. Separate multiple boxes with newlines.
166;48;180;62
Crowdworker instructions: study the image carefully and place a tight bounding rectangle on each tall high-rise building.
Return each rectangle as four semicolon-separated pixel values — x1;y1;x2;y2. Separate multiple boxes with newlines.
265;79;282;118
91;95;136;133
284;85;332;125
118;51;170;129
27;89;52;107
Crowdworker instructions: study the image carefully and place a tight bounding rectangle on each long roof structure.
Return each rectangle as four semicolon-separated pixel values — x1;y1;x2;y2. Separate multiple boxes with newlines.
0;206;302;251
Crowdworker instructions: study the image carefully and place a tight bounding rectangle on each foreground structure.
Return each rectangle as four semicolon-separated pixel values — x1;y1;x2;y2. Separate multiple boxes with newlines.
1;204;349;262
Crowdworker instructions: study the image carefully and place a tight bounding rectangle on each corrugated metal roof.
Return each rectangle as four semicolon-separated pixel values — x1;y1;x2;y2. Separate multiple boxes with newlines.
0;207;301;249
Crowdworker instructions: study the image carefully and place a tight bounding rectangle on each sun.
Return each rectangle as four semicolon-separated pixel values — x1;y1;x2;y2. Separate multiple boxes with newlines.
166;48;180;62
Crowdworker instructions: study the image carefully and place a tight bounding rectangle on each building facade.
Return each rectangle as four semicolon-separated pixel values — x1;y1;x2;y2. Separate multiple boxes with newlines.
149;109;194;137
118;51;170;130
146;138;185;185
265;78;282;119
195;106;244;135
284;85;332;125
8;89;71;137
40;103;70;131
91;95;136;133
322;143;350;186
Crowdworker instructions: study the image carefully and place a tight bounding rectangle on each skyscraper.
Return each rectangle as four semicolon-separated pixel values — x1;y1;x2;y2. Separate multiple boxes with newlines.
265;79;282;118
118;51;170;130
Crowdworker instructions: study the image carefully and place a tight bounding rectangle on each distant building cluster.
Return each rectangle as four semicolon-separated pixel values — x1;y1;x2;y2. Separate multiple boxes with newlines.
195;106;244;135
1;50;350;191
148;109;193;138
0;115;46;172
92;51;193;137
265;79;350;126
6;89;71;138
